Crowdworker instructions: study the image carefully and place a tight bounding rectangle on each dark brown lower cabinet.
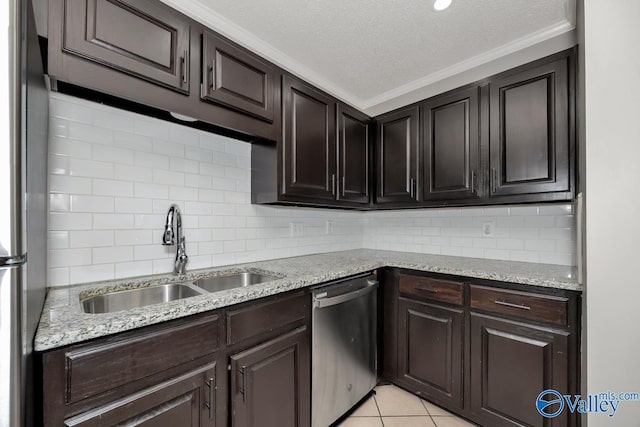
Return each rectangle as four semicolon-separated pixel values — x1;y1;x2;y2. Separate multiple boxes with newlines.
397;298;464;409
64;362;217;427
230;326;310;427
469;313;571;427
387;269;580;427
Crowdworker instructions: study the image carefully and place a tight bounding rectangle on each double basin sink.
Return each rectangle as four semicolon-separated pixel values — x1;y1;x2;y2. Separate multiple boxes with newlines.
81;272;279;314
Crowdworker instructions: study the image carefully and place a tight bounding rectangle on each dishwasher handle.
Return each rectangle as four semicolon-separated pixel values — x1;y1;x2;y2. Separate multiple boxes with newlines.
313;280;378;308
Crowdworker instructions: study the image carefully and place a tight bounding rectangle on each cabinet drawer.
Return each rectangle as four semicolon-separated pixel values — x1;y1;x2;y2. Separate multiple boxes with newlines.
470;285;569;326
398;274;463;305
65;313;220;404
226;291;308;346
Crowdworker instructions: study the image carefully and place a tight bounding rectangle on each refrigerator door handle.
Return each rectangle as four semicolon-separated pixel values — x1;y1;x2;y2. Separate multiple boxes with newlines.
0;255;26;267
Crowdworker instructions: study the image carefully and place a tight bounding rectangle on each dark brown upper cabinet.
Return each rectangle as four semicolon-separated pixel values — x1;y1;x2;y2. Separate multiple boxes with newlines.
49;0;281;141
230;326;310;427
59;0;192;93
201;30;277;123
375;106;420;205
281;75;337;202
488;51;574;201
421;86;481;203
337;104;371;204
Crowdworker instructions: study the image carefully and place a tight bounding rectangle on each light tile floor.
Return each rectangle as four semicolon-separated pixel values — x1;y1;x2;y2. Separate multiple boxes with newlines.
337;385;478;427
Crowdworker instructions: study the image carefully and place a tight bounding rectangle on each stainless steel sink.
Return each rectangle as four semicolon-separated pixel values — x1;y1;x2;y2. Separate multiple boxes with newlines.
194;272;278;293
81;283;204;314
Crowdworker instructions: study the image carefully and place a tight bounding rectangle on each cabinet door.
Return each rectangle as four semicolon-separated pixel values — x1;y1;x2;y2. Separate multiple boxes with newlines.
282;76;337;201
64;363;217;427
421;86;480;202
470;313;571;427
230;326;310;427
397;298;464;410
488;54;573;199
375;106;420;204
201;31;277;123
61;0;191;93
337;104;370;204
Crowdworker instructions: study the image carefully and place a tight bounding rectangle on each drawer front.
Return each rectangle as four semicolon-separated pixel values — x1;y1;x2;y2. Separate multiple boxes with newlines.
226;291;308;346
470;285;569;326
398;274;463;305
65;313;220;404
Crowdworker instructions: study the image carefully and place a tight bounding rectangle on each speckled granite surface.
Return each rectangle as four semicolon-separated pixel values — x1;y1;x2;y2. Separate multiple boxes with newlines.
35;249;580;351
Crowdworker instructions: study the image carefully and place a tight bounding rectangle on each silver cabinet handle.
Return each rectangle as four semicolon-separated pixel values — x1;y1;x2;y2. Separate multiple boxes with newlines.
205;377;215;420
409;178;416;199
209;59;215;89
341;176;346;197
331;174;336;196
238;366;247;402
471;170;476;194
416;285;438;293
491;168;497;193
494;300;531;310
181;50;189;84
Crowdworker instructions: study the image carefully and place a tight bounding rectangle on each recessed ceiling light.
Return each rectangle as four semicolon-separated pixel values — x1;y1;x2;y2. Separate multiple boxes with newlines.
433;0;452;11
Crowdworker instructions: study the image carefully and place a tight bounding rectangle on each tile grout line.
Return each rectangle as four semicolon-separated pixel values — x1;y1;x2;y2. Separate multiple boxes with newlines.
372;391;384;426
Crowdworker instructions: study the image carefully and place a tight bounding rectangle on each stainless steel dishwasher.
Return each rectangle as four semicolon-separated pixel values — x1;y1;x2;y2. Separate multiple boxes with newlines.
311;273;378;427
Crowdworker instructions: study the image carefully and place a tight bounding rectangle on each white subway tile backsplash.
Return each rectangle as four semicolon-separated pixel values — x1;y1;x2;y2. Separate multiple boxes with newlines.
50;175;92;194
69;230;114;248
69;158;114;179
50;137;92;159
50;212;92;231
49;231;69;250
134;183;169;199
93;145;134;165
154;140;184;157
93;246;134;264
114;131;153;152
49;194;70;212
49;248;92;268
70;264;114;283
93;179;134;197
115;198;153;214
93;214;134;229
70;195;114;213
115;260;153;278
47;93;576;287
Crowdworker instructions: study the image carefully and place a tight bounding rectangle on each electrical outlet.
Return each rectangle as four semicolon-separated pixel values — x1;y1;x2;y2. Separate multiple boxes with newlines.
482;221;495;237
325;220;334;235
290;222;304;237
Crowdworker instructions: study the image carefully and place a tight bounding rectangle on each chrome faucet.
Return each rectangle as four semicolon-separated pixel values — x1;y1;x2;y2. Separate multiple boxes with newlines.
162;204;188;275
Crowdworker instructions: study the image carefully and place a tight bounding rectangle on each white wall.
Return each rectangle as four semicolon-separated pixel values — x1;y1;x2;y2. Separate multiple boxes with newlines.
47;93;576;286
584;0;640;425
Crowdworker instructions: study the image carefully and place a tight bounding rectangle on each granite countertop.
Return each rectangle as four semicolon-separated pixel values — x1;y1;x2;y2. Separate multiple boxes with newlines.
35;249;580;351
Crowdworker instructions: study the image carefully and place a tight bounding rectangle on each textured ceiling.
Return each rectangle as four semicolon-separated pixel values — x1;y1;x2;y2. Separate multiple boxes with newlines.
164;0;575;112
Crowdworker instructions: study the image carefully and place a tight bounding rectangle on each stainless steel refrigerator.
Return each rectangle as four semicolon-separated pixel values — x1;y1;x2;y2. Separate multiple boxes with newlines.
1;0;48;425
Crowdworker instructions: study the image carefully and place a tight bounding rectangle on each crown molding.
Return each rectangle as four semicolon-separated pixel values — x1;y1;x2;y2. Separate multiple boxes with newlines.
360;19;575;110
160;0;575;114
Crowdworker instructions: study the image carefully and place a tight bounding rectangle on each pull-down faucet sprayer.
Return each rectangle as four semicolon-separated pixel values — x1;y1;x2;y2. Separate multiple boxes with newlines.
162;204;188;275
